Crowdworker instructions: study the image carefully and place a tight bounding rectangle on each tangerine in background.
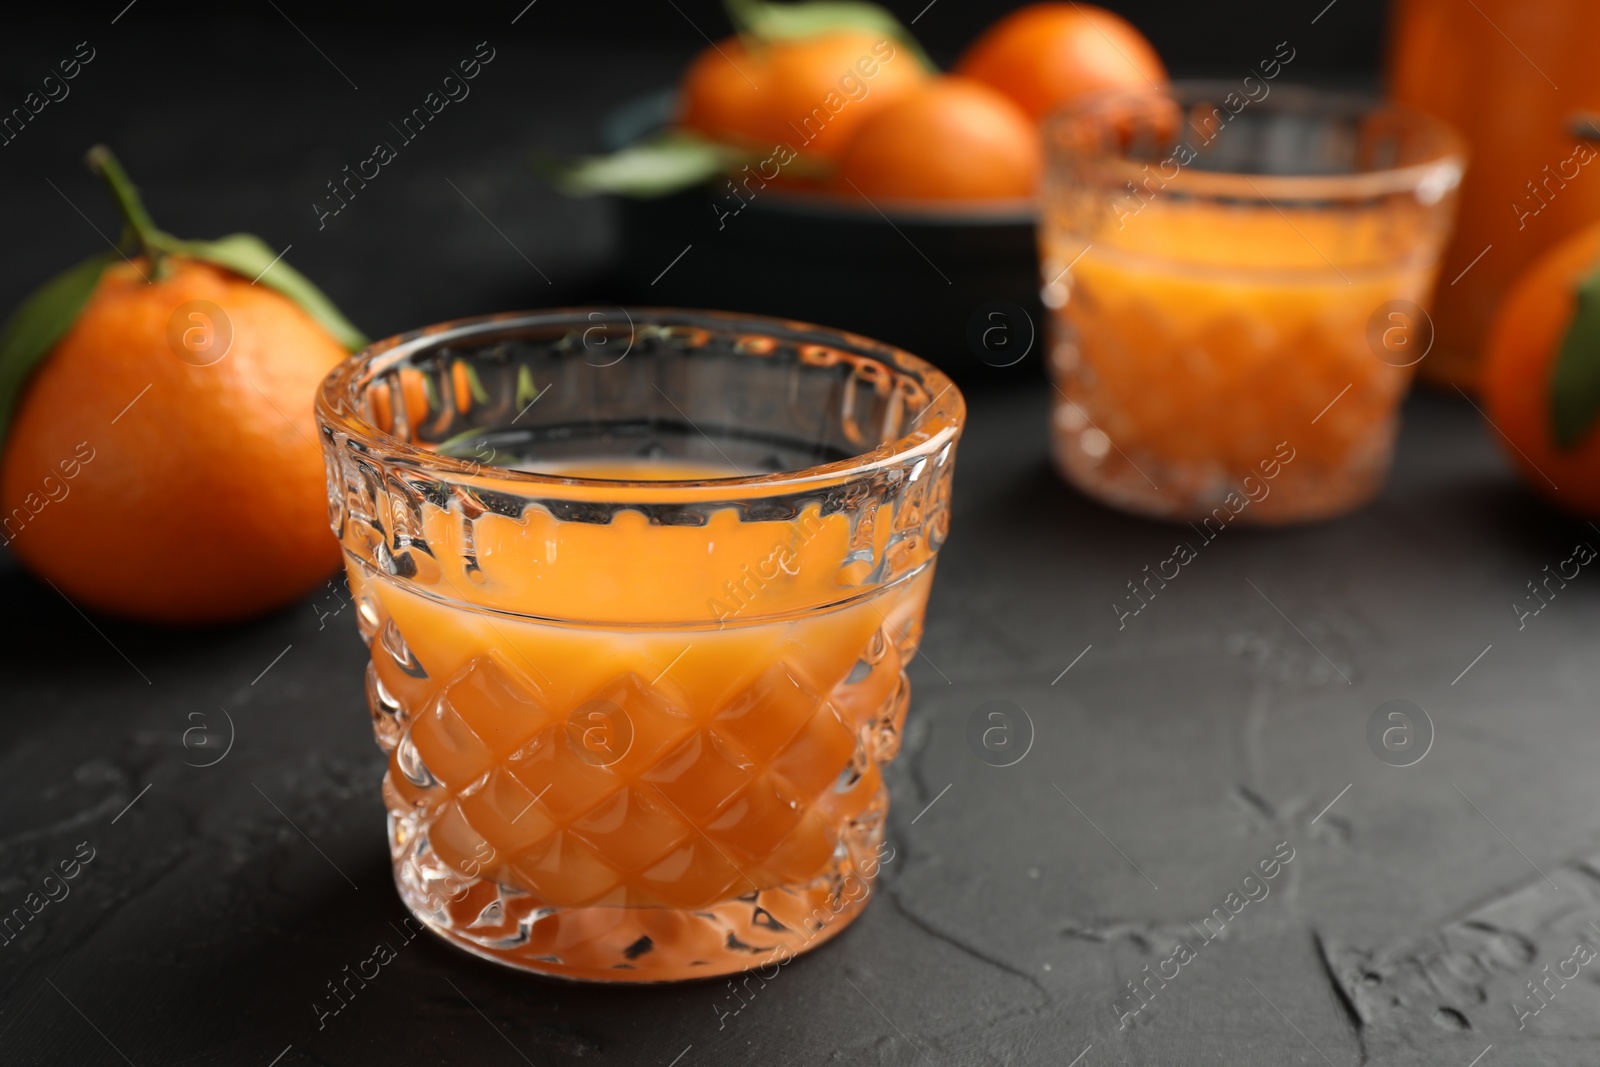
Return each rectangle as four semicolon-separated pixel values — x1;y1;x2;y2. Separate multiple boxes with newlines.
957;2;1166;122
677;37;766;150
1482;222;1600;518
678;32;927;165
1;259;345;622
834;77;1042;202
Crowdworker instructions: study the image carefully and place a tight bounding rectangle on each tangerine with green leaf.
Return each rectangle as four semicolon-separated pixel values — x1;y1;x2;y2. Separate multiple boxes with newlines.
558;1;932;198
0;147;366;623
1482;220;1600;518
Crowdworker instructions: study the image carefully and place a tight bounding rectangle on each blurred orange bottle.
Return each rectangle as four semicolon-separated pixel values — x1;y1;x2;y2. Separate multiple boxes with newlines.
1389;0;1600;390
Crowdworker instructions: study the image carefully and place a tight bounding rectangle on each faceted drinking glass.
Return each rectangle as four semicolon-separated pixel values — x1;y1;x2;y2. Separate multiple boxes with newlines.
315;309;963;981
1040;83;1464;523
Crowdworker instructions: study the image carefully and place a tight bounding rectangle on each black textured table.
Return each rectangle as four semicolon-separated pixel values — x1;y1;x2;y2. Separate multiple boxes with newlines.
5;8;1598;1067
6;381;1597;1066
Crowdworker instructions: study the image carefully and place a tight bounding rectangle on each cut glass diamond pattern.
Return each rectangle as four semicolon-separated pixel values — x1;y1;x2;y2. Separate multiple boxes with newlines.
376;602;915;974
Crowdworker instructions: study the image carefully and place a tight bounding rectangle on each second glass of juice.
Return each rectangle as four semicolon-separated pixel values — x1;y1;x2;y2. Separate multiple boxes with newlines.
1040;83;1463;523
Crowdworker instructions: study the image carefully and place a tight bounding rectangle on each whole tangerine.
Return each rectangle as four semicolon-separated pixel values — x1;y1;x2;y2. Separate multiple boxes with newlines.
956;3;1166;122
1;259;349;623
1482;221;1600;518
0;150;358;623
678;31;928;164
678;37;767;151
834;76;1042;202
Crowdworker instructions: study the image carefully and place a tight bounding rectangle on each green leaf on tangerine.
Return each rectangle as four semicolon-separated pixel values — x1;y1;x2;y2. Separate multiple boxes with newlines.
549;132;750;199
84;147;367;352
174;233;368;352
725;0;937;72
0;251;114;450
1550;254;1600;450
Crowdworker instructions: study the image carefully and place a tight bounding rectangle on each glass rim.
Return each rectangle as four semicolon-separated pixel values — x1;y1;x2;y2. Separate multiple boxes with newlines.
315;307;966;500
1042;79;1467;203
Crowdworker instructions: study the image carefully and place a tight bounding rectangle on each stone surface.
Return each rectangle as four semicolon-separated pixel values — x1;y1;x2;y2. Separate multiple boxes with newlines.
6;379;1596;1065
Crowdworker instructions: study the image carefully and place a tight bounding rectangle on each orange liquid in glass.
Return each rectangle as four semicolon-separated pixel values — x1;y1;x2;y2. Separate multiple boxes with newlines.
1045;211;1431;520
351;459;929;978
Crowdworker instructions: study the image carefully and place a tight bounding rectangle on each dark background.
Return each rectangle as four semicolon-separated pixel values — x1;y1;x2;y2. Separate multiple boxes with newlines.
3;0;1387;344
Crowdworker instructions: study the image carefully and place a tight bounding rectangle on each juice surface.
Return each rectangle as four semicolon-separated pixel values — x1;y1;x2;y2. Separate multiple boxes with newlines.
518;458;747;480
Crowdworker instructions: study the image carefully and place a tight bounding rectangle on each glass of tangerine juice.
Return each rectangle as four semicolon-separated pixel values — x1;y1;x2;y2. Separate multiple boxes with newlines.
1040;83;1464;523
315;309;963;981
